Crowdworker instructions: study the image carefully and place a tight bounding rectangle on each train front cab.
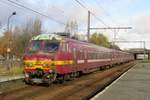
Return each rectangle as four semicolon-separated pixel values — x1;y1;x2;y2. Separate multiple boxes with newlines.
23;35;64;85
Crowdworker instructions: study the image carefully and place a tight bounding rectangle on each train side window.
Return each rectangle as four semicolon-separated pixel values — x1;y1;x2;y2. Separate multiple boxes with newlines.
92;53;94;59
82;50;84;59
93;53;95;59
97;53;99;59
93;52;96;59
103;53;106;59
90;53;92;59
62;43;66;52
99;53;101;59
87;51;89;59
73;48;76;59
66;43;69;52
96;53;98;59
68;45;71;53
80;50;83;59
88;51;91;59
85;50;87;59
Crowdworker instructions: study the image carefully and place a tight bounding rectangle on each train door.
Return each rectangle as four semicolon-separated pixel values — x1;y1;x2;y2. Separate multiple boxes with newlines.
84;50;87;63
72;47;77;72
73;48;77;62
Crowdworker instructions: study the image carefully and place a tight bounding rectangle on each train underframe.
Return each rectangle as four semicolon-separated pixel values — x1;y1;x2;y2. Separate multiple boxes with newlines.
24;69;57;86
24;68;81;86
24;60;132;86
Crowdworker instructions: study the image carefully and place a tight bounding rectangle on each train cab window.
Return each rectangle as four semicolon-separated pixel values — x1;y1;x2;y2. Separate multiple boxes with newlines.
28;40;59;52
44;41;59;52
31;40;41;51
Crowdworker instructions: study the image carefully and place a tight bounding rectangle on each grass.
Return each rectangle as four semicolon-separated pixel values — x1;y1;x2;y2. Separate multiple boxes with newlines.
10;66;24;75
0;62;24;76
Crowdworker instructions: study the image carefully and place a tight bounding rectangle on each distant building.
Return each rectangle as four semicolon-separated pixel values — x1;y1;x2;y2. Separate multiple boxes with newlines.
126;48;150;60
75;32;87;41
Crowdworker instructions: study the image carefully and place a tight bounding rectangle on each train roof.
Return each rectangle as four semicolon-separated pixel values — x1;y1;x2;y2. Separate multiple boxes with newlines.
31;34;63;41
31;34;130;54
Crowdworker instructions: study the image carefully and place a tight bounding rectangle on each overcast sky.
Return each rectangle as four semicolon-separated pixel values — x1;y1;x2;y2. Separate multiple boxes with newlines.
0;0;150;49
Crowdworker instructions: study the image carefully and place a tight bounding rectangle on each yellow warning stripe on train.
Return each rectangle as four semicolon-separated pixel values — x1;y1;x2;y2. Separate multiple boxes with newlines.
24;60;74;65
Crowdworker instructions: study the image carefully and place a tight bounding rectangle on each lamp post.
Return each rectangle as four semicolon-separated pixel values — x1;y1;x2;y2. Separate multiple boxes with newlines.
7;12;16;32
6;12;16;60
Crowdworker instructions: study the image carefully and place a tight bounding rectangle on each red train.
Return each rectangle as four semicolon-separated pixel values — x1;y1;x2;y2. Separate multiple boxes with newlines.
23;34;134;85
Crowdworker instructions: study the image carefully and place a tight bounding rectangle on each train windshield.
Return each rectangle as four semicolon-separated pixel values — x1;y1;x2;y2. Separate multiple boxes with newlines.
28;40;60;52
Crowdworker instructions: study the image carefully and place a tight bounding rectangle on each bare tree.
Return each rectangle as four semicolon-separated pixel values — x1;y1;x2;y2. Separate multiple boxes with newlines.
32;18;42;36
12;17;42;56
65;20;78;38
0;17;42;56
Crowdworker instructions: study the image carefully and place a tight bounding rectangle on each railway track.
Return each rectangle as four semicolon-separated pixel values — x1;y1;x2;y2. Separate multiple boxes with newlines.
0;61;136;100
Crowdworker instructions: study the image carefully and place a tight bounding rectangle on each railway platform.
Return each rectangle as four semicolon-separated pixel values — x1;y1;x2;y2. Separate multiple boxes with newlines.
0;74;24;83
92;61;150;100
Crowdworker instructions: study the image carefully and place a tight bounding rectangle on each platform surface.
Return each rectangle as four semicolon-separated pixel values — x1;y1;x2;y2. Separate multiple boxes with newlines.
92;61;150;100
0;74;24;83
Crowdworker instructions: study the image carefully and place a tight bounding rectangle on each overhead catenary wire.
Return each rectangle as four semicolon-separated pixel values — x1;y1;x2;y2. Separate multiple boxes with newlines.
93;0;116;23
79;0;114;23
85;0;117;25
17;0;69;19
74;0;87;10
74;0;110;27
4;0;66;25
73;0;134;45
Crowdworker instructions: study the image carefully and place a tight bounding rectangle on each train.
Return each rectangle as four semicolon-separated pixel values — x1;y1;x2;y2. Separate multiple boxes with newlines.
23;33;134;85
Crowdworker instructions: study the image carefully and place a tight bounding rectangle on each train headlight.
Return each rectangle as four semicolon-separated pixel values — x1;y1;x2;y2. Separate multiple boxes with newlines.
24;63;33;67
28;63;33;67
25;73;29;77
42;64;49;67
49;70;53;73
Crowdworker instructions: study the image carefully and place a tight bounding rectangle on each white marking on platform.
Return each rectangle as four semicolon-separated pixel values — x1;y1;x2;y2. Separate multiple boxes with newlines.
91;63;137;100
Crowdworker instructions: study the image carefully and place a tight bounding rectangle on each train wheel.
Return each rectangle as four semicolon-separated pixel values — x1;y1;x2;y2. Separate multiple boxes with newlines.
24;78;34;85
99;67;103;70
106;65;110;69
100;66;105;70
71;72;78;79
57;76;65;84
64;74;71;81
76;72;80;78
74;72;80;78
24;78;29;84
42;73;57;86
